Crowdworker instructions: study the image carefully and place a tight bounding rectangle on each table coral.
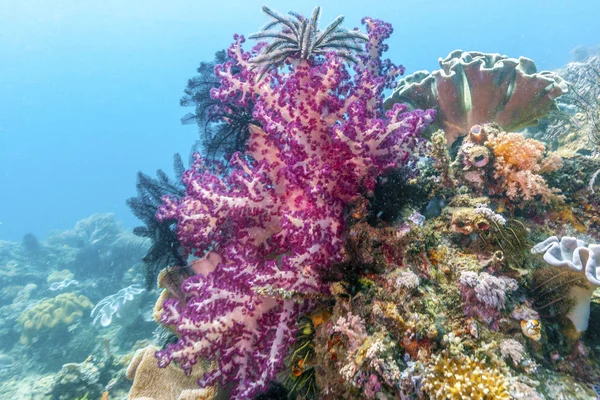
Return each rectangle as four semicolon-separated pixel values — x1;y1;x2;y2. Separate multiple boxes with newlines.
18;292;93;345
154;15;433;399
423;351;510;400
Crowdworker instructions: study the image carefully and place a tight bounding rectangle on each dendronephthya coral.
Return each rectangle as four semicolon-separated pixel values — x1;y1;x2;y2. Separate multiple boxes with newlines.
153;12;434;399
532;236;600;332
385;50;568;145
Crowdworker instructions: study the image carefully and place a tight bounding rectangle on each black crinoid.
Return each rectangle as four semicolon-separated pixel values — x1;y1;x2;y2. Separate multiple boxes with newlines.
249;5;369;76
127;154;188;289
180;50;260;161
567;65;600;147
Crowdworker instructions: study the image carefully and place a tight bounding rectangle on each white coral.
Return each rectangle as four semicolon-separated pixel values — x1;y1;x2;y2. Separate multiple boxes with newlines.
531;236;600;331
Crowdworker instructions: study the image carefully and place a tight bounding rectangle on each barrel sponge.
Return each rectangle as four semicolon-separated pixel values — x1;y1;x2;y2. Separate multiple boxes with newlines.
18;292;93;345
127;345;216;400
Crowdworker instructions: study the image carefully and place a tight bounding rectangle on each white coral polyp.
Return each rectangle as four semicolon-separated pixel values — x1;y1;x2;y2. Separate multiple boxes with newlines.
532;236;600;332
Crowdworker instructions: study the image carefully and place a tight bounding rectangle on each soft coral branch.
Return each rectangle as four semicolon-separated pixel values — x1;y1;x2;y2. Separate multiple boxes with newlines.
155;18;434;399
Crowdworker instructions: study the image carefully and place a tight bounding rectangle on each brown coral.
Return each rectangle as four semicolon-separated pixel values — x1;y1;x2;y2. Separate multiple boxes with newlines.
385;50;568;145
455;124;563;204
423;351;510;400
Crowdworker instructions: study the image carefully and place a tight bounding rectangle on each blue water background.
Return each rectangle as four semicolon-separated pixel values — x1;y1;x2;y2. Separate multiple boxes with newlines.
1;0;599;241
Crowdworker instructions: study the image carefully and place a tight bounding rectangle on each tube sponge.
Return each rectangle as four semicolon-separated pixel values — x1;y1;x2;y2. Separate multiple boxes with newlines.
531;236;600;332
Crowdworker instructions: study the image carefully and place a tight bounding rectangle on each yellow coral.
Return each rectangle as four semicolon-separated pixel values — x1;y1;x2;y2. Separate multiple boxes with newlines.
486;131;545;170
18;292;93;345
423;351;510;400
46;269;75;284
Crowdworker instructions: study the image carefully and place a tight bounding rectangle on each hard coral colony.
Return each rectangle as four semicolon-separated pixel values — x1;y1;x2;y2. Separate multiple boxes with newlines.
127;5;600;400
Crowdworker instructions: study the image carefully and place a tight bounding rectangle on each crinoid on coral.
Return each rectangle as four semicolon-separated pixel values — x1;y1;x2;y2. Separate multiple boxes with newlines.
530;266;584;322
423;351;510;400
385;50;568;145
475;213;532;273
18;293;93;345
531;236;600;332
283;308;331;400
454;124;564;205
127;154;187;289
248;6;368;76
180;49;259;160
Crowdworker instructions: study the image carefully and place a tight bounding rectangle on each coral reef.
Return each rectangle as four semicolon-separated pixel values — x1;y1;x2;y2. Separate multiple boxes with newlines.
18;292;93;345
6;7;599;400
385;50;568;145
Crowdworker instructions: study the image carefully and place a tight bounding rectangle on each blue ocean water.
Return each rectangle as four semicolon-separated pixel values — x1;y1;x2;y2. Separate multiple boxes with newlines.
0;0;599;241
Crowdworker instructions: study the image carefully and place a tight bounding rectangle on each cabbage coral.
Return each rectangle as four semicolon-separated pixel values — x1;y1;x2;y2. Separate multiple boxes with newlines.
423;351;510;400
385;50;568;145
155;16;434;399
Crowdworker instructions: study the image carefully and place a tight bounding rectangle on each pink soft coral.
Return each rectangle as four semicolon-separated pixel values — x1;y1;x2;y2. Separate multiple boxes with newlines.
155;18;434;399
